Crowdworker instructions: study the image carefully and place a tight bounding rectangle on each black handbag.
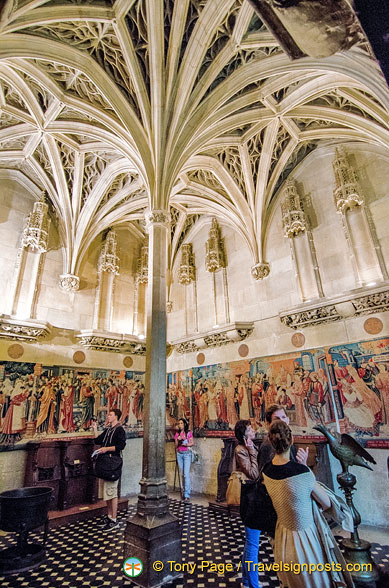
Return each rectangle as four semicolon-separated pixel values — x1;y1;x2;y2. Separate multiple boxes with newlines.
94;453;123;481
240;477;277;536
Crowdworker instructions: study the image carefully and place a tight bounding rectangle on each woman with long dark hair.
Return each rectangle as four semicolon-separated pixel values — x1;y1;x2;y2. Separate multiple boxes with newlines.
175;417;194;501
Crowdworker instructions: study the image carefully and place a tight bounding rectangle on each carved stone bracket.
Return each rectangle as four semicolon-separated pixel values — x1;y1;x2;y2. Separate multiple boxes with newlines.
59;274;80;292
172;322;254;354
251;262;270;280
280;284;389;329
75;329;146;354
0;316;51;342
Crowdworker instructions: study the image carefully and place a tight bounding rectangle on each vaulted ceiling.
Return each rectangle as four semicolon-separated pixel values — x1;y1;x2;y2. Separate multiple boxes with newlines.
0;0;388;280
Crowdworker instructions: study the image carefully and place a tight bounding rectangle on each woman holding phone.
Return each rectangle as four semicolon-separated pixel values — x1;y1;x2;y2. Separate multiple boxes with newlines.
174;418;194;501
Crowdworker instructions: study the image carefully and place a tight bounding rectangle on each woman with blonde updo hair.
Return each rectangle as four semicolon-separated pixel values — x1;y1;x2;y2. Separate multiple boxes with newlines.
263;420;353;588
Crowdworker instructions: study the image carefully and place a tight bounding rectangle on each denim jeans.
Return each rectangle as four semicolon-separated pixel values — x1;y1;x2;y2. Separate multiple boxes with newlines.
176;450;191;498
242;526;261;588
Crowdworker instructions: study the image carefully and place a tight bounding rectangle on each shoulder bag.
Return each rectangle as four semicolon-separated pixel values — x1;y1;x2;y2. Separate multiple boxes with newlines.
226;453;247;506
240;474;277;536
94;453;123;481
93;424;123;481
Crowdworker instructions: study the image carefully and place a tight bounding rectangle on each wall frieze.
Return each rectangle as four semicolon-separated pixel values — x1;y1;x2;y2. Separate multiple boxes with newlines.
75;330;146;355
172;322;254;354
280;284;389;329
0;316;51;342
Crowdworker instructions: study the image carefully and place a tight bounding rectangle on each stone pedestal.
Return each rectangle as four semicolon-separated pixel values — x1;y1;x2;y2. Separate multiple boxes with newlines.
124;513;182;588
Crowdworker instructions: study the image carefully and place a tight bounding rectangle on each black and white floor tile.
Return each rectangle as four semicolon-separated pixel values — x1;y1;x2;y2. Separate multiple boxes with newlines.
0;499;388;588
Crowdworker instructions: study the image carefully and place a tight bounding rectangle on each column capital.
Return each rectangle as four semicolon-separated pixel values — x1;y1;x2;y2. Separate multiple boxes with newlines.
144;209;171;229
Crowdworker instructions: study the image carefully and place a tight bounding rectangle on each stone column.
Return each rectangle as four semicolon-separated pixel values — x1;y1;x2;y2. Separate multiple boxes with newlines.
333;147;387;286
93;230;119;331
124;210;181;588
178;243;196;335
205;218;229;325
135;245;149;336
282;179;323;302
10;199;50;317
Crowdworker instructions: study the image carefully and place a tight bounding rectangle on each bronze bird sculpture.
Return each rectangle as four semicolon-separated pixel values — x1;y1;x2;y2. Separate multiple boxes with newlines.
313;424;376;474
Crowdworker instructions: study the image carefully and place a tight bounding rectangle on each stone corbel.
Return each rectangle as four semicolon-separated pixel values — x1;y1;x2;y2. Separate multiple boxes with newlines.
59;274;80;292
251;262;270;280
0;316;51;342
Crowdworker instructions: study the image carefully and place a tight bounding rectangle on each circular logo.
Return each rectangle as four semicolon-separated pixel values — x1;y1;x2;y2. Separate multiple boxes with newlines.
123;557;143;578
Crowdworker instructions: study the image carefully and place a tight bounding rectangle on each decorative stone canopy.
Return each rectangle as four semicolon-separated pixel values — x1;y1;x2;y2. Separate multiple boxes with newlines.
21;199;50;253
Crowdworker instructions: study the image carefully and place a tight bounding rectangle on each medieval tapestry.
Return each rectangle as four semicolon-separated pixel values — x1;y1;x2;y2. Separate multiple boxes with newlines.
168;336;389;441
0;362;145;444
326;337;389;437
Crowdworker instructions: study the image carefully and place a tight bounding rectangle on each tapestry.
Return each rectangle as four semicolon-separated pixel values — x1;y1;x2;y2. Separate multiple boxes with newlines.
0;363;145;444
1;336;388;445
171;336;389;440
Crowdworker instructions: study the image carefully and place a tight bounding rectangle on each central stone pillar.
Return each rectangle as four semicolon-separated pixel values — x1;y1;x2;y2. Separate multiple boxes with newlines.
124;210;181;588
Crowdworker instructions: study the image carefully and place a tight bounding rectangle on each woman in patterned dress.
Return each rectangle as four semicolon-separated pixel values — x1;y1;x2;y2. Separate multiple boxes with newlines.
263;420;353;588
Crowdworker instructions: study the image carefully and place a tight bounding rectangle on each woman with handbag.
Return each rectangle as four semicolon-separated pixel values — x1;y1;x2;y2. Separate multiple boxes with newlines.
263;420;354;588
92;408;126;532
233;420;261;588
174;418;194;502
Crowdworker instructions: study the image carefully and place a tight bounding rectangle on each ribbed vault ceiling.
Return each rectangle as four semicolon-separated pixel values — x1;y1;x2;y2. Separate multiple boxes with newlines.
0;0;388;279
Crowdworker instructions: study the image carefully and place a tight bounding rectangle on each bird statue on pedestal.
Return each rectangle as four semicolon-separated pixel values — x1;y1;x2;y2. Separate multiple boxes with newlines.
313;424;376;474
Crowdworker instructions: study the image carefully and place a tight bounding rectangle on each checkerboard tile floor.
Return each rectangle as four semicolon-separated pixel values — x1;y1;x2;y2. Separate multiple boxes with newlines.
0;499;388;588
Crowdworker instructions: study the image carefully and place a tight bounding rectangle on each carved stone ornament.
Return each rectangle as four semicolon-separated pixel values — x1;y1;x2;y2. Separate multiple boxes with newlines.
205;218;226;272
281;179;307;237
136;245;149;284
98;230;120;274
75;330;146;355
144;210;171;229
280;284;389;329
0;316;51;342
59;274;80;292
251;262;270;280
172;322;254;354
166;300;173;313
175;341;199;354
21;200;50;253
333;147;364;214
178;243;196;284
